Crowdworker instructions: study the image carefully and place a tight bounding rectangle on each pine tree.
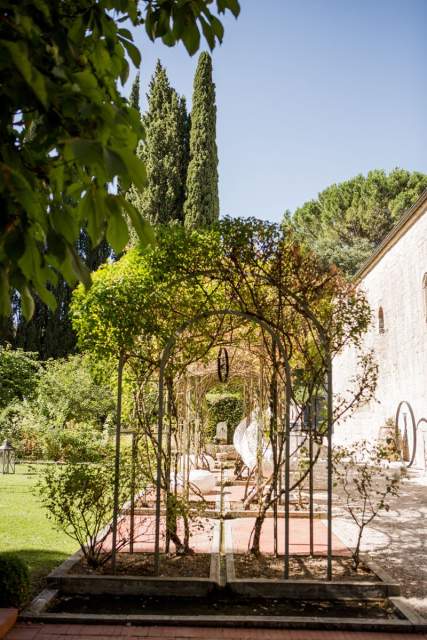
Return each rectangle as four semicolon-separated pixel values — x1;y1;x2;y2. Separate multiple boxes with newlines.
128;61;189;225
184;52;219;228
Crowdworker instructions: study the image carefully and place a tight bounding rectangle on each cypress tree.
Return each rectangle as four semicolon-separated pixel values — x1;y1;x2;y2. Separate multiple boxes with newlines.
119;73;140;198
128;61;189;225
184;52;219;228
129;72;140;111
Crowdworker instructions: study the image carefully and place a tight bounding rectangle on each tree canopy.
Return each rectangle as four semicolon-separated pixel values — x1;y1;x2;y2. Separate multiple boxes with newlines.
0;0;240;318
71;219;372;389
290;169;427;275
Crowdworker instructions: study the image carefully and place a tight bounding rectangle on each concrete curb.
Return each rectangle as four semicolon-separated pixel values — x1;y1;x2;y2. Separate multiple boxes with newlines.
390;597;427;631
18;611;427;631
225;509;326;519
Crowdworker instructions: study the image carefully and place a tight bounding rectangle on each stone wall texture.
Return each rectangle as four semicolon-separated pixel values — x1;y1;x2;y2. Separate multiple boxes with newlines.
333;201;427;471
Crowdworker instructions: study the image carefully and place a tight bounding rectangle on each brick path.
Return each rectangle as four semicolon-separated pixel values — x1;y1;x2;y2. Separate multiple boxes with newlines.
102;516;216;554
229;516;350;555
6;623;427;640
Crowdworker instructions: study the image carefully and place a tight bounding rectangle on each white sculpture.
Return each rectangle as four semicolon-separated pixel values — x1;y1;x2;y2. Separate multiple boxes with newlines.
233;408;274;477
170;455;217;494
189;469;217;493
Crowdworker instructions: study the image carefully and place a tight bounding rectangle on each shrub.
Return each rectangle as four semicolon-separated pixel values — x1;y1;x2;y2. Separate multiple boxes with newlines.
36;355;115;428
0;346;40;409
38;452;147;567
0;553;30;607
0;354;115;461
206;392;244;443
0;401;44;459
333;439;401;569
42;421;109;463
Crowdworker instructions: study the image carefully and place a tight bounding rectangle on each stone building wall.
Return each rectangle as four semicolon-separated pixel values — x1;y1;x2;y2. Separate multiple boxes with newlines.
333;196;427;471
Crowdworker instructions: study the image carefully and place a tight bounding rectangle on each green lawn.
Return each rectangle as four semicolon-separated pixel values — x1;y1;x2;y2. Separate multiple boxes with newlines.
0;464;75;596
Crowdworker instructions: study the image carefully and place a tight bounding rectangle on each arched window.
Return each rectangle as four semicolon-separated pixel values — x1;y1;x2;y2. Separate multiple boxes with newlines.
378;306;385;334
423;273;427;322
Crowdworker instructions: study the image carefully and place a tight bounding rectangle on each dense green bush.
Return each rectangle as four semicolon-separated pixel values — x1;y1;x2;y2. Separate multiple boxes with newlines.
206;392;244;443
0;352;115;461
0;553;30;607
36;355;115;428
0;401;44;458
42;421;110;463
0;346;40;409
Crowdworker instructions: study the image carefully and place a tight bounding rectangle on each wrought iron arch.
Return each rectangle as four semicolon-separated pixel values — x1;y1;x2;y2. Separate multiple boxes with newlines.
395;400;417;468
153;308;334;579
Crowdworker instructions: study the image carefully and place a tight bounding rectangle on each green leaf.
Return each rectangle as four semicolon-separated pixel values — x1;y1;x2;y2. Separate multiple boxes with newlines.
33;0;51;19
103;147;128;180
73;70;99;99
65;139;103;166
114;149;147;192
106;210;129;253
118;36;141;67
199;17;215;50
120;198;155;247
144;6;156;40
36;284;57;309
79;189;104;247
51;208;79;244
217;0;240;17
162;31;176;47
210;16;224;42
20;285;35;320
117;28;134;41
181;21;200;55
3;41;48;108
18;238;40;281
120;58;130;85
0;268;11;317
66;245;91;289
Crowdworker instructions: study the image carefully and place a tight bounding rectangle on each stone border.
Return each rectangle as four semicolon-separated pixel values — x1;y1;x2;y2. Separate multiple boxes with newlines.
20;521;425;633
209;520;221;584
48;550;82;578
46;557;220;599
24;590;58;616
41;521;221;600
18;611;426;632
123;507;221;519
225;509;326;519
390;597;427;631
223;521;400;600
46;573;217;598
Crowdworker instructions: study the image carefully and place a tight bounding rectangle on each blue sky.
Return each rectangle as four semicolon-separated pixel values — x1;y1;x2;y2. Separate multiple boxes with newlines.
128;0;427;223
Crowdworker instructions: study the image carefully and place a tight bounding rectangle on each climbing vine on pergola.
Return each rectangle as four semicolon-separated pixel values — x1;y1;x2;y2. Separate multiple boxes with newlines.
72;218;376;579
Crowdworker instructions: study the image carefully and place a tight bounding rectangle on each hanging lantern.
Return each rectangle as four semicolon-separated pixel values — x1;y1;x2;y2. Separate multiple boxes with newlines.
217;347;229;383
0;439;16;474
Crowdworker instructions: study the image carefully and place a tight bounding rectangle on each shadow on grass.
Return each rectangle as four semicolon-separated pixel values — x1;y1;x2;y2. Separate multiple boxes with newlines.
4;548;75;601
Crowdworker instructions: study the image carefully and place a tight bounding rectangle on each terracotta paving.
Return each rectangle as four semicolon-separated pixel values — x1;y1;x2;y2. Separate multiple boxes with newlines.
102;516;215;554
223;483;247;502
6;624;427;640
229;516;350;555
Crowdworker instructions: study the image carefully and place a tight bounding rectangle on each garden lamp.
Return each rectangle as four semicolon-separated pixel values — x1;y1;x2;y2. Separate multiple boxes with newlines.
0;439;16;474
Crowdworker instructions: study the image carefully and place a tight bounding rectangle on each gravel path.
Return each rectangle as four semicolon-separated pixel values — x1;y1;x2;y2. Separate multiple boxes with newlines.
331;472;427;619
